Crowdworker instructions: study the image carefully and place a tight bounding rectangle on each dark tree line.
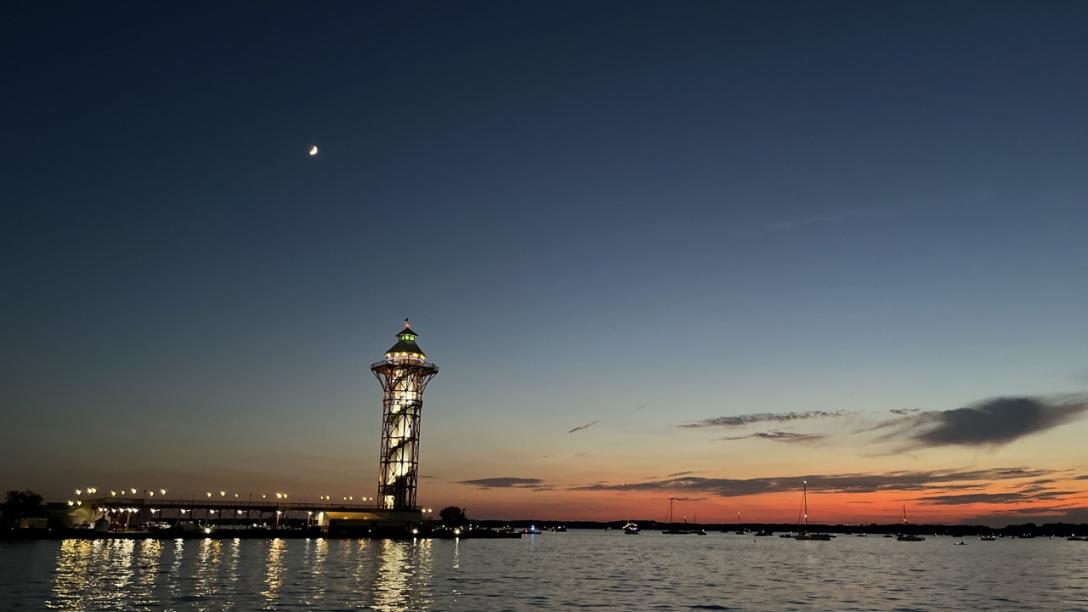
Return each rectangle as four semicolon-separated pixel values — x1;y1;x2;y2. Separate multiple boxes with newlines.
2;490;44;527
439;506;468;526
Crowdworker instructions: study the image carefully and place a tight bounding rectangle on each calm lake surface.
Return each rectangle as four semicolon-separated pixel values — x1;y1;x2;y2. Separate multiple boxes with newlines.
2;531;1086;610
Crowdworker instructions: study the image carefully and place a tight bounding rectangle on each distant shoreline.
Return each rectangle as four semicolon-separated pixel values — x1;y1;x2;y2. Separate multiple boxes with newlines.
4;519;1087;542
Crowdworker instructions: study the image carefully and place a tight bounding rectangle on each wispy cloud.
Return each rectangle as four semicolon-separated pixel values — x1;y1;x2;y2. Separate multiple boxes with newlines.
682;410;849;429
722;430;825;443
963;506;1088;526
568;420;599;434
919;490;1080;505
889;408;921;416
666;470;699;478
874;396;1088;449
571;467;1052;499
455;477;550;491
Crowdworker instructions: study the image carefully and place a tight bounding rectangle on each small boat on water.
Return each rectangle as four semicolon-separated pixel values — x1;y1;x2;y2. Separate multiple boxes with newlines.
521;524;544;535
954;541;967;546
979;534;996;541
793;481;832;541
754;529;774;536
550;525;567;532
896;506;926;542
1067;536;1085;541
623;522;640;535
662;521;707;535
796;532;832;541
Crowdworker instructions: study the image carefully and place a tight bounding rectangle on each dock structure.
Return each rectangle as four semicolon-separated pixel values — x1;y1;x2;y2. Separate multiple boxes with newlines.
67;493;424;534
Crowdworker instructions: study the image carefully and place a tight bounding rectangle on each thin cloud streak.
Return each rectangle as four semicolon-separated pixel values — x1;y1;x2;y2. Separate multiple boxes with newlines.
682;410;849;428
919;490;1081;505
568;420;600;434
666;470;699;478
570;467;1053;499
455;477;549;490
722;430;825;443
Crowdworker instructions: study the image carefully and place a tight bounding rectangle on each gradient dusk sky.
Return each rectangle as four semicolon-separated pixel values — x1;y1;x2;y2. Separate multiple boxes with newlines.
3;2;1087;526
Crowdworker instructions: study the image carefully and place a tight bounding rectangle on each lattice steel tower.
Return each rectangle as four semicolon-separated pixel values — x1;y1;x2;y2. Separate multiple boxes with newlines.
370;320;438;511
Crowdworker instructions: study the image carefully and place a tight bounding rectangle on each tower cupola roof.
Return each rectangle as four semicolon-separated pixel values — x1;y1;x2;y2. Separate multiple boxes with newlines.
385;319;425;357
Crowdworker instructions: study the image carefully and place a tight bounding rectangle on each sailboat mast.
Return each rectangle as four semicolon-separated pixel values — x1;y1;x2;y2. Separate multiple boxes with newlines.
803;480;809;526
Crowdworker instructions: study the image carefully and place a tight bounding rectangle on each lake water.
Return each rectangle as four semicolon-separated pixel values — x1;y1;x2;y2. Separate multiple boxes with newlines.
2;531;1086;610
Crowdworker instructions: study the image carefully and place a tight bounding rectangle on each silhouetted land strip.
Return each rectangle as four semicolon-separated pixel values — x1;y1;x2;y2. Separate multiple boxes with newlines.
470;520;1088;539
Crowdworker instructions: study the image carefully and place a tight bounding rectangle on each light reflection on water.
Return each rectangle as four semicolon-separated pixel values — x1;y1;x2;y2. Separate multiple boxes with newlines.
167;539;184;603
194;538;223;604
9;532;1086;610
133;539;161;607
262;537;285;607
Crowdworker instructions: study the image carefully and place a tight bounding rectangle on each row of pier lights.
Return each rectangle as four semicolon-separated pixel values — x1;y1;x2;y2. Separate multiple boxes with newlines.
68;486;436;517
68;486;376;504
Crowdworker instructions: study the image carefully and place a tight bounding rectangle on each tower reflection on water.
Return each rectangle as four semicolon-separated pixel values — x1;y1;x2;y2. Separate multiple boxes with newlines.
47;538;435;609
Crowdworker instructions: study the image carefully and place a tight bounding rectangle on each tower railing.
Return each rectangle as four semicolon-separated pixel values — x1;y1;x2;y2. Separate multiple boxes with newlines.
369;359;439;372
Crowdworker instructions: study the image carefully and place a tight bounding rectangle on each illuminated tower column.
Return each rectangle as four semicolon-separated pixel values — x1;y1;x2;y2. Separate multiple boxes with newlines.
370;320;439;511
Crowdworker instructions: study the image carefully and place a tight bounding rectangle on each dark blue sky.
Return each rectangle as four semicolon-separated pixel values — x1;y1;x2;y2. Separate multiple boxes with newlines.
3;2;1087;515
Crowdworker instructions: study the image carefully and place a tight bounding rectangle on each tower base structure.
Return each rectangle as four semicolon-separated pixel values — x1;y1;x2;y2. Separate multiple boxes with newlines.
318;508;423;535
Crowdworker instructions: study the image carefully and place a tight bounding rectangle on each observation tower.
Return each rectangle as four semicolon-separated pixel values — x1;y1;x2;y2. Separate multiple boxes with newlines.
370;320;439;511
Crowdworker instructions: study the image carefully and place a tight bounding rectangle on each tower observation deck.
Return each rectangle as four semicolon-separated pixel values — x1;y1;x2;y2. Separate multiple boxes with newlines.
370;320;438;511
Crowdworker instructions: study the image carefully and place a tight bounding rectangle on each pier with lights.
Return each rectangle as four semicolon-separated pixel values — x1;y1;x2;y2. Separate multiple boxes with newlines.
61;321;440;537
65;488;433;536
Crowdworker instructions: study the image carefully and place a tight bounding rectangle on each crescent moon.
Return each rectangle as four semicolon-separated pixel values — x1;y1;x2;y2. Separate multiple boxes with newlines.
309;145;319;156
